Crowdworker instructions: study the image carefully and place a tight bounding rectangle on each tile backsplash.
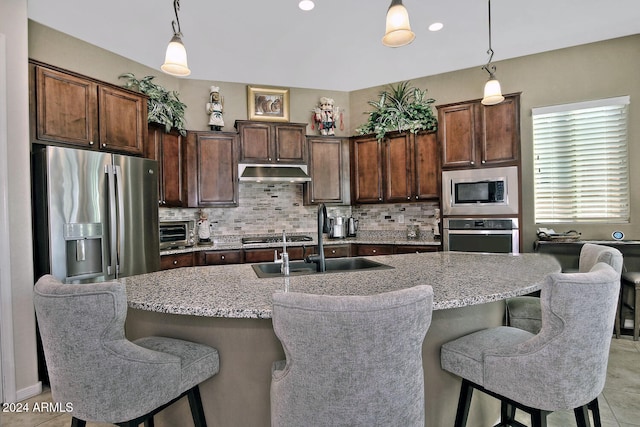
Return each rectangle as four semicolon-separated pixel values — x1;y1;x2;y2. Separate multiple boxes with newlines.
160;183;440;239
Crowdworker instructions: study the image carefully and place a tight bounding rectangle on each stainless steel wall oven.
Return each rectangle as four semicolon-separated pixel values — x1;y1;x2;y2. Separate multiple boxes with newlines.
443;218;520;254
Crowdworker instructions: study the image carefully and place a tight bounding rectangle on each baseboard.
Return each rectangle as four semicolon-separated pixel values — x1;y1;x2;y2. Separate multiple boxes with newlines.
16;381;42;402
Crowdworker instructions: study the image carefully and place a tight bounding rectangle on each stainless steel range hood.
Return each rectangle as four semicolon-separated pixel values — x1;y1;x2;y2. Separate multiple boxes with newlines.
238;164;311;183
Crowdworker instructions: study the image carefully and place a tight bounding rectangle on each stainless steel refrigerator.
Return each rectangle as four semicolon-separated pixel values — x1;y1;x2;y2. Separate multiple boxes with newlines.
32;145;160;283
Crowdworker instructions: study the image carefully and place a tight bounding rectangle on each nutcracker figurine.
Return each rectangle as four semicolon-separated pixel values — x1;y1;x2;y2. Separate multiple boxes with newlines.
206;86;224;131
312;97;343;136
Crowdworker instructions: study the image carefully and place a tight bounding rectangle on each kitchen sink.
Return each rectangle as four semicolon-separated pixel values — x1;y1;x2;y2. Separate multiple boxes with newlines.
251;257;394;278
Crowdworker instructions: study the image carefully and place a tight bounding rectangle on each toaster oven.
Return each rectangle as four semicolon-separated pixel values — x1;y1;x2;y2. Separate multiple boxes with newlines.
159;221;195;249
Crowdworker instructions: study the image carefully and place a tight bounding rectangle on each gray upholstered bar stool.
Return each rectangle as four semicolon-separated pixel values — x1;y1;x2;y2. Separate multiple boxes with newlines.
441;263;621;427
506;243;623;334
270;285;433;427
616;271;640;340
34;275;219;427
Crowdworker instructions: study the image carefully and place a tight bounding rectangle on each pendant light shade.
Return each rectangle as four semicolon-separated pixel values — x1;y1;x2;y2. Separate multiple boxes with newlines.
162;35;191;77
382;0;415;47
161;0;191;77
482;78;505;105
480;0;503;105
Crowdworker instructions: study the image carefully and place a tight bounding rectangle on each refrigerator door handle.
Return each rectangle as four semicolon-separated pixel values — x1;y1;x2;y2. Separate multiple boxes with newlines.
114;165;126;278
106;164;118;277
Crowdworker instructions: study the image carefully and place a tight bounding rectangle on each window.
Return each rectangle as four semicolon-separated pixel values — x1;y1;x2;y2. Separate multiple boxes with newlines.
532;96;630;223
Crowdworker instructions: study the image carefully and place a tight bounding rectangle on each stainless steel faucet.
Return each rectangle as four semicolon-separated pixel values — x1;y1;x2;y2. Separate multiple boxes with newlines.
280;230;289;276
304;204;327;272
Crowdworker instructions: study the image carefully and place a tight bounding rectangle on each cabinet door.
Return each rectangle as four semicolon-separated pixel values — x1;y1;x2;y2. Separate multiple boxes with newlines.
305;137;348;204
148;125;184;207
480;94;520;165
351;136;383;203
34;65;98;147
439;103;477;168
186;132;238;207
237;121;273;162
384;133;413;202
274;124;306;163
98;85;146;156
413;131;440;199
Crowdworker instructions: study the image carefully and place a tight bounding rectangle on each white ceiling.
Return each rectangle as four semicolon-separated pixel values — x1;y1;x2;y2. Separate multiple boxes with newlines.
27;0;640;92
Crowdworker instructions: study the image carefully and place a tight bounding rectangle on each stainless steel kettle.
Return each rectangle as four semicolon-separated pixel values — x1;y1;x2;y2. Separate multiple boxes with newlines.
347;217;358;237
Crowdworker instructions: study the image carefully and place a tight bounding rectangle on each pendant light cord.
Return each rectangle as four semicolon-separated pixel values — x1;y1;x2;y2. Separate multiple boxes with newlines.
482;0;497;77
171;0;182;37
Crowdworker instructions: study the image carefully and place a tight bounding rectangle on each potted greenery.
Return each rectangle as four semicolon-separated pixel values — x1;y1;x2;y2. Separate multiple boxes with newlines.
119;73;187;136
355;81;438;140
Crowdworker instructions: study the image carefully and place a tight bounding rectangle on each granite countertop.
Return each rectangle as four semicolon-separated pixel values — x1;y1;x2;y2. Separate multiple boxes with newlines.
161;231;441;255
121;252;560;319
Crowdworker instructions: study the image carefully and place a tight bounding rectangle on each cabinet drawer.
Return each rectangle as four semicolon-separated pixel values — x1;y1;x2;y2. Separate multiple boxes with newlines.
244;247;307;263
201;250;243;265
324;245;351;258
394;245;440;254
354;244;394;256
160;253;194;270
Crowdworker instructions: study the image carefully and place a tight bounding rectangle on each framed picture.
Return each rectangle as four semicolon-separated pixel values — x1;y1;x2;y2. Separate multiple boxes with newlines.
247;86;290;122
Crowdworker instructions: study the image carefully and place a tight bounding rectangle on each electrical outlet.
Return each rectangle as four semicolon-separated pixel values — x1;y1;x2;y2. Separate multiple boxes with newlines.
398;214;405;224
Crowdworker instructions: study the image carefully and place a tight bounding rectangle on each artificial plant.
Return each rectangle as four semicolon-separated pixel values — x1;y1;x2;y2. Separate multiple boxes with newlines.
355;81;438;140
119;73;187;136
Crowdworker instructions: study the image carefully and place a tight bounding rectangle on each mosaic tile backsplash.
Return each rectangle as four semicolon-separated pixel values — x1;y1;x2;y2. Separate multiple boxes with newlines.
160;183;440;240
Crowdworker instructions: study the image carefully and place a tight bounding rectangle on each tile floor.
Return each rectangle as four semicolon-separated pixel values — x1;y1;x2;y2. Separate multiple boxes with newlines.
2;337;639;427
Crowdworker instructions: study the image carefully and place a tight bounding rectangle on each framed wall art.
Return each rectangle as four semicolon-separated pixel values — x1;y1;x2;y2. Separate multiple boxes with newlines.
247;85;290;122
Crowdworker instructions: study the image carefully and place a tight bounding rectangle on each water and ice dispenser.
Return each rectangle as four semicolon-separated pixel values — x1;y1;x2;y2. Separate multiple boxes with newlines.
64;223;104;282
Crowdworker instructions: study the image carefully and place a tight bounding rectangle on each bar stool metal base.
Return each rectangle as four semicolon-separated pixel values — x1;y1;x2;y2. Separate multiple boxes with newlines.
615;272;640;341
453;378;601;427
70;386;207;427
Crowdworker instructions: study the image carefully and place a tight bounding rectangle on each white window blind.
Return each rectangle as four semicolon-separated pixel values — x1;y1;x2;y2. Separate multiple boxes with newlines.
532;96;630;223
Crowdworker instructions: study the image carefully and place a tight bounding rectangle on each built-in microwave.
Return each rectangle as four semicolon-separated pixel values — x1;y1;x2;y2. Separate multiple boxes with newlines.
442;166;519;216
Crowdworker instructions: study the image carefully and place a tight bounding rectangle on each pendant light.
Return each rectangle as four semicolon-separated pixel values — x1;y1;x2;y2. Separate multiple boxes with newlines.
161;0;191;77
382;0;415;48
481;0;504;105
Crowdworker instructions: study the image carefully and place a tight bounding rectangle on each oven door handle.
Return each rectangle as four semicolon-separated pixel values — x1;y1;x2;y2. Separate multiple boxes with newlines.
445;229;515;234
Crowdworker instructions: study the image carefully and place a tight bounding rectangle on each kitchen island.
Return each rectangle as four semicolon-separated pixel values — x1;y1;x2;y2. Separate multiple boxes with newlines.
122;252;560;427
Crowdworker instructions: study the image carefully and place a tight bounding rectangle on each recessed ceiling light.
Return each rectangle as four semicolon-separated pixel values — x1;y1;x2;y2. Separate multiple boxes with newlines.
429;22;444;32
299;0;315;11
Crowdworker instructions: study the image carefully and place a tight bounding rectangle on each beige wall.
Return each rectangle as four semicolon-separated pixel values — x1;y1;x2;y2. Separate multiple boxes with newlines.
350;35;640;251
1;0;38;400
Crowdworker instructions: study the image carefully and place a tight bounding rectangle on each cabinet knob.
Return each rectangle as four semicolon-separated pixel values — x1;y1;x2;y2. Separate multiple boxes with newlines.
470;161;475;165
331;250;336;254
372;249;377;253
173;260;178;265
102;143;107;148
415;196;419;199
276;158;280;161
407;196;411;200
379;197;382;201
481;160;486;164
89;141;94;145
268;157;272;161
221;255;225;260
